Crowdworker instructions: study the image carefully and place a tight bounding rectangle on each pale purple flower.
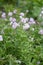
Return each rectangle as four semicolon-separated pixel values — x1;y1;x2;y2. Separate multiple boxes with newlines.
23;23;30;30
1;12;6;18
8;12;13;16
12;18;16;22
38;29;43;35
20;12;24;16
9;17;16;25
9;17;16;22
30;18;34;22
21;18;26;23
28;21;35;25
12;22;20;29
21;18;29;23
0;35;3;41
28;18;35;25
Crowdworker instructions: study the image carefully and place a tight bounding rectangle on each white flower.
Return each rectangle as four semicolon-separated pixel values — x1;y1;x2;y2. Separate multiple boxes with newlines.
12;22;20;29
8;12;13;16
1;12;6;18
37;61;40;65
23;23;30;30
13;9;17;14
0;35;3;41
41;11;43;14
26;10;29;13
20;12;24;16
38;29;43;35
19;16;23;19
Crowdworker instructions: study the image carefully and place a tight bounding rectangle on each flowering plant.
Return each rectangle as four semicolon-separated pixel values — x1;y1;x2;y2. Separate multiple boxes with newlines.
0;0;43;65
